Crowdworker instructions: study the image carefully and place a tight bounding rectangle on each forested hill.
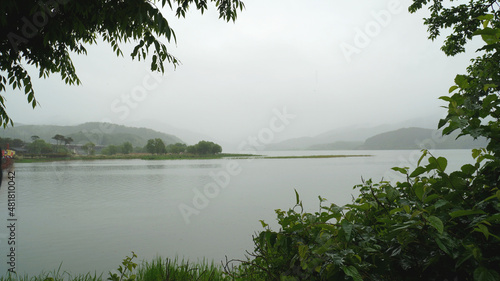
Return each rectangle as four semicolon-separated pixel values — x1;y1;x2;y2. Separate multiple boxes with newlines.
0;122;183;147
358;127;488;150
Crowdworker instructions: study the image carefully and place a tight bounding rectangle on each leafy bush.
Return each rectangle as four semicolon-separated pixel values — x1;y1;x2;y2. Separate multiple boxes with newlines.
235;149;499;280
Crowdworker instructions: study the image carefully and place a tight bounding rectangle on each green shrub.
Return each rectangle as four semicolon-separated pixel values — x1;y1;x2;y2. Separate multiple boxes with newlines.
236;150;499;280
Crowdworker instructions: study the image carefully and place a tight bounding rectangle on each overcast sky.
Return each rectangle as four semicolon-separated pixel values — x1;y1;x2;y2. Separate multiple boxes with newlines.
3;0;482;144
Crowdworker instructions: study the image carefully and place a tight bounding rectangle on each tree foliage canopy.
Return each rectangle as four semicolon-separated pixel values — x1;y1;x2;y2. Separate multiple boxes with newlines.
187;140;222;155
0;0;244;127
145;138;166;154
408;0;498;56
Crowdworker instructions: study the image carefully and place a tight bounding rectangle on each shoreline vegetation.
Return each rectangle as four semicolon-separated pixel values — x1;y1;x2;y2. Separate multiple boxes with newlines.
13;153;372;163
262;154;371;159
0;255;235;281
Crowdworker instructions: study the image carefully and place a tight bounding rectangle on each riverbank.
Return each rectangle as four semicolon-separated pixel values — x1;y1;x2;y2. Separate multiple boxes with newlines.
13;153;256;163
12;153;371;163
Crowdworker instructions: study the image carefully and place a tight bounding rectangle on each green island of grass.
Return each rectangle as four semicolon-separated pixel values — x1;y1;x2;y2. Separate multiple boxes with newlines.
261;154;371;159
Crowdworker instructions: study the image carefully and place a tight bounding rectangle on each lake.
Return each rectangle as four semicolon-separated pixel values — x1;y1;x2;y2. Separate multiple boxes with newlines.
0;149;475;276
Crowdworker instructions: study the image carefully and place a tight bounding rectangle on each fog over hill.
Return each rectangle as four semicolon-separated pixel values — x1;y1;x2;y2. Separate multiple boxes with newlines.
1;122;183;148
129;119;230;147
265;116;443;151
265;126;488;151
359;127;488;150
1;115;486;152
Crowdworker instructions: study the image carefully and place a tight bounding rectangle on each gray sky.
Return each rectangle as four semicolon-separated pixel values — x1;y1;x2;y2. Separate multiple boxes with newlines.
3;0;481;144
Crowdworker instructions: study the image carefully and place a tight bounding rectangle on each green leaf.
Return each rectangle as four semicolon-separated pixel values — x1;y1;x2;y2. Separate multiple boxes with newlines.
341;220;353;241
474;224;490;239
433;199;448;209
454;75;469;89
434;236;451;256
474;267;500;281
435;232;459;257
417;150;428;166
472;149;482;159
486;213;500;224
428;215;444;234
343;266;363;281
448;85;459;93
483;83;497;91
259;220;269;228
440;95;453;102
436;157;448;172
450;209;486;218
410;166;427;177
389;207;403;215
461;164;476;175
428;156;447;172
386;186;398;202
478;14;494;21
481;34;498;45
403;204;411;214
438;118;448;128
294;189;300;205
414;185;424;201
298;243;309;263
473;27;498;36
423;194;439;203
391;167;408;175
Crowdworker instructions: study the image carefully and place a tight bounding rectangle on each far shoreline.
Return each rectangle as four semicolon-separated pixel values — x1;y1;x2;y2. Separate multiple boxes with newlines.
12;153;372;163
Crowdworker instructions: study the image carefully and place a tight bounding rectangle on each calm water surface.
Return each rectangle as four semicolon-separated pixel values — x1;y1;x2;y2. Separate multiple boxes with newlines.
0;150;474;275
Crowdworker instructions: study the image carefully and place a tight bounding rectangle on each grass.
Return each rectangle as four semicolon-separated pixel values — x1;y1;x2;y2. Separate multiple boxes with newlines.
137;257;231;281
139;153;258;160
0;264;103;281
262;154;371;159
0;257;237;281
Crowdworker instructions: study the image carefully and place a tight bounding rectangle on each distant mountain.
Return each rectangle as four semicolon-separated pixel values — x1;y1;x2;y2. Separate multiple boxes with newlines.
0;122;183;147
266;116;444;151
359;127;488;150
266;125;416;151
267;126;488;151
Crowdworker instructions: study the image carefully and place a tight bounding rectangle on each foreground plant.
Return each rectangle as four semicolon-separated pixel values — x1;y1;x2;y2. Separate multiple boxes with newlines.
108;252;138;281
137;257;231;281
234;149;499;280
0;254;232;281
